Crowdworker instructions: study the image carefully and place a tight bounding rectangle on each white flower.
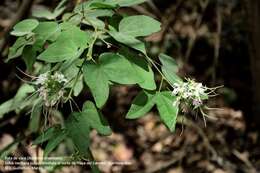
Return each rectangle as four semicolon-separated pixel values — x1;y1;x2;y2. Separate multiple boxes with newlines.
52;72;68;83
35;71;67;107
171;79;209;110
172;88;179;95
35;73;48;85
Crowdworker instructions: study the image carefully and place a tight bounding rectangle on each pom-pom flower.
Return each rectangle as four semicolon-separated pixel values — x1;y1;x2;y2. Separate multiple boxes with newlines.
171;78;217;111
35;72;68;107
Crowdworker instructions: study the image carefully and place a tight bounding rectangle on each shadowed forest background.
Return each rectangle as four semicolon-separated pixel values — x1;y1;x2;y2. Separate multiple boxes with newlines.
0;0;260;172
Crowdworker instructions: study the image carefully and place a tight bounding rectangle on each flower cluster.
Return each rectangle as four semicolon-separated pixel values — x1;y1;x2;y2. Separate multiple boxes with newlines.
172;79;210;110
35;72;68;107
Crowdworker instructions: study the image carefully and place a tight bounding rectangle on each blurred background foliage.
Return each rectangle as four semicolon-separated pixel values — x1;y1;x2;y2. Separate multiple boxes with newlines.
0;0;259;173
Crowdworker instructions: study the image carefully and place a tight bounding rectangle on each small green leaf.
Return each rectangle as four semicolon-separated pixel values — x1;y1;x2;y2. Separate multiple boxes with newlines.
44;130;67;157
57;24;92;48
108;15;160;54
33;22;60;40
83;61;110;108
74;0;104;12
0;84;35;118
29;100;42;133
84;9;114;18
32;126;61;145
90;2;117;9
74;2;114;29
32;9;56;20
37;41;79;62
0;100;13;119
126;90;156;119
90;0;147;7
11;19;39;36
12;84;34;108
155;91;179;132
83;17;106;29
65;113;91;157
159;53;182;85
7;36;34;61
22;46;37;72
116;0;147;7
37;25;91;62
119;15;161;37
100;53;142;84
73;75;84;96
109;30;146;54
119;48;156;90
128;91;179;131
82;101;112;135
32;0;67;20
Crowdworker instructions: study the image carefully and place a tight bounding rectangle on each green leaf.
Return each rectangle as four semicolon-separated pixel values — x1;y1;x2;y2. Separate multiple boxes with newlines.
44;130;67;157
37;25;91;62
7;36;34;61
74;0;104;12
115;0;147;7
127;90;179;131
57;24;92;48
100;53;142;84
33;22;60;40
73;75;84;96
83;61;110;108
159;53;182;85
90;2;117;9
83;17;106;29
126;90;156;119
91;0;147;7
10;19;39;36
62;13;82;25
74;1;114;29
37;41;79;62
109;30;146;54
29;100;42;133
0;100;13;119
32;0;67;20
84;9;114;18
155;91;179;132
84;53;146;108
0;84;35;118
82;101;112;135
79;8;113;28
108;15;161;53
65;113;91;157
32;9;57;20
32;127;59;145
119;48;156;90
119;15;161;37
22;46;37;72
